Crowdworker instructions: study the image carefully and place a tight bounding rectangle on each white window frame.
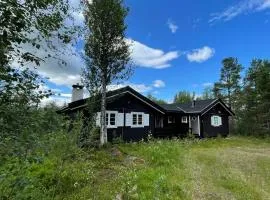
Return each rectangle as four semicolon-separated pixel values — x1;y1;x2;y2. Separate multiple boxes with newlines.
131;112;144;128
182;116;188;123
211;115;222;127
106;111;118;128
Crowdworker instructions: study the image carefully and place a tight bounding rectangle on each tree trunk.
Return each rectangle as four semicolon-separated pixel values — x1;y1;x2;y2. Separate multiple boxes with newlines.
100;75;107;145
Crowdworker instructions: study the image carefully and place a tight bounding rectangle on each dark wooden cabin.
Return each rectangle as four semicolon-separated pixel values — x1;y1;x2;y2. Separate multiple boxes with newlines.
58;85;234;142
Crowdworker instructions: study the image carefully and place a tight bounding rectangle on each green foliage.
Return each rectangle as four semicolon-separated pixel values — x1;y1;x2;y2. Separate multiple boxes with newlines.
174;90;195;104
0;104;65;159
201;86;215;100
1;135;270;199
237;59;270;136
147;94;167;104
213;57;243;108
83;0;132;91
83;0;132;145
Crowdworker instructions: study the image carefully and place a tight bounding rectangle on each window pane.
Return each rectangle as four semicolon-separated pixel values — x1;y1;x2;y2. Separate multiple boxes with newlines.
138;114;143;125
132;114;137;125
182;116;187;123
106;113;108;125
110;113;116;125
214;117;218;125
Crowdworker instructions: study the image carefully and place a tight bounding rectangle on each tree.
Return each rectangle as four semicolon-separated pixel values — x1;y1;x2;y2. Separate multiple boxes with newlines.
83;0;132;145
200;86;214;100
239;59;270;136
174;91;195;104
147;94;167;104
213;57;243;108
0;0;76;107
0;0;76;155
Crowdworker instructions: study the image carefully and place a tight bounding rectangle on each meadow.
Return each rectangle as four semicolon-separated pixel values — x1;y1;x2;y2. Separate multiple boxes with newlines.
1;136;270;200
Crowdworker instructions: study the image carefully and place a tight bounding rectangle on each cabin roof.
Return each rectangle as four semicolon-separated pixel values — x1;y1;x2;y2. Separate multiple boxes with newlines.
159;98;234;116
159;99;218;113
58;86;166;114
58;86;234;116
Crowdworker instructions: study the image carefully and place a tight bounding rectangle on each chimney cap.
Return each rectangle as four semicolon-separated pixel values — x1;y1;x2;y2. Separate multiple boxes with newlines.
72;84;83;90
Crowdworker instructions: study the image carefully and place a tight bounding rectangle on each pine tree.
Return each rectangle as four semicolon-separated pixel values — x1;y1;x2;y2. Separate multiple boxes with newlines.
214;57;243;108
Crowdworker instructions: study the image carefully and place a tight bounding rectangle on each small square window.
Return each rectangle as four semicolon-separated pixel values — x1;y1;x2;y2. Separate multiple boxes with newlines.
182;116;188;123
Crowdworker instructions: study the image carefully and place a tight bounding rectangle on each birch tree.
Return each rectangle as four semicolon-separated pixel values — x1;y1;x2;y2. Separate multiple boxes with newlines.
83;0;132;145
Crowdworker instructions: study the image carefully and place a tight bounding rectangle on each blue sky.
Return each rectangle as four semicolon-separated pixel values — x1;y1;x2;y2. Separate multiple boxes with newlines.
39;0;270;105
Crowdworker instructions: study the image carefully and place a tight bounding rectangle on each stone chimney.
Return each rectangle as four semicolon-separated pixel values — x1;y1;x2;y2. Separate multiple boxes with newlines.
72;84;84;102
191;100;196;108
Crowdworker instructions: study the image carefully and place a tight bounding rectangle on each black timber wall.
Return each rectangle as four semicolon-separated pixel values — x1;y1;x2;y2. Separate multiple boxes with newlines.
106;93;161;142
201;103;230;137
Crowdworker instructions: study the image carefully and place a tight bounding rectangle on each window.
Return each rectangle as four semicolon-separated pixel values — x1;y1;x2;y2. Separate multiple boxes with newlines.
182;116;188;123
211;115;222;127
168;116;175;124
138;114;143;125
110;113;116;125
132;113;144;127
106;113;109;125
132;114;137;125
104;112;118;128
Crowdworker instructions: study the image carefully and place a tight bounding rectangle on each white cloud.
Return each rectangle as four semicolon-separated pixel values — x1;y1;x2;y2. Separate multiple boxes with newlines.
128;39;179;69
209;0;270;24
167;19;178;33
40;95;71;107
12;38;178;89
186;46;215;63
202;82;213;87
153;80;166;88
107;83;152;93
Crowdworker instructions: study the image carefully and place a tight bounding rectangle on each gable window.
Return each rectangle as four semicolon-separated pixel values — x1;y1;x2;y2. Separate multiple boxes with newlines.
131;112;144;127
182;116;188;123
168;116;175;124
211;115;222;127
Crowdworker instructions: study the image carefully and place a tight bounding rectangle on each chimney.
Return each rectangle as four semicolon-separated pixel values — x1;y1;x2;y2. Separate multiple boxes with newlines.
191;100;196;108
72;84;84;102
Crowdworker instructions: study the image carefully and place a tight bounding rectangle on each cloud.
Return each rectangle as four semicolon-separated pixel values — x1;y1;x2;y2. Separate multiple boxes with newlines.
167;19;178;33
128;39;179;69
186;46;215;63
107;83;152;93
153;80;166;88
40;95;71;107
209;0;270;24
202;82;213;87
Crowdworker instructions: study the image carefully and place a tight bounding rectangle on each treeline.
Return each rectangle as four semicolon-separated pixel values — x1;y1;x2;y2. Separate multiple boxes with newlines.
213;58;270;136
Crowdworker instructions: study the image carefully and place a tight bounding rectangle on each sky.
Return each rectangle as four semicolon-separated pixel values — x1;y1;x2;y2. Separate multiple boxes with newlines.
32;0;270;106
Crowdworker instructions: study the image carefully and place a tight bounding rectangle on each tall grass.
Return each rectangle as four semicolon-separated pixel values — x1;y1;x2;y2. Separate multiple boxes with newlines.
1;136;270;199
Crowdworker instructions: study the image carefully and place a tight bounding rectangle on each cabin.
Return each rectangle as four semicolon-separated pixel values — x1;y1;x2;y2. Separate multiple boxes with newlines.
58;85;234;142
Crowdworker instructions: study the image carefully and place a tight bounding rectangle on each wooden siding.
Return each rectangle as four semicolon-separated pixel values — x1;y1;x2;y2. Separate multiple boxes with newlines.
201;103;230;137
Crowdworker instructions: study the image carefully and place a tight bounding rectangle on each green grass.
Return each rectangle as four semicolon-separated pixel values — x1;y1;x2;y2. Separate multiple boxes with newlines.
1;136;270;199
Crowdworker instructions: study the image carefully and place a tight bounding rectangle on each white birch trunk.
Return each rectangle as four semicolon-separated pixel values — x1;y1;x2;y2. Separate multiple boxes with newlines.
100;76;107;145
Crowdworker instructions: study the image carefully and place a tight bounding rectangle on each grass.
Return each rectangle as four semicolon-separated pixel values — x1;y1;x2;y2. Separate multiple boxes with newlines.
1;136;270;199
